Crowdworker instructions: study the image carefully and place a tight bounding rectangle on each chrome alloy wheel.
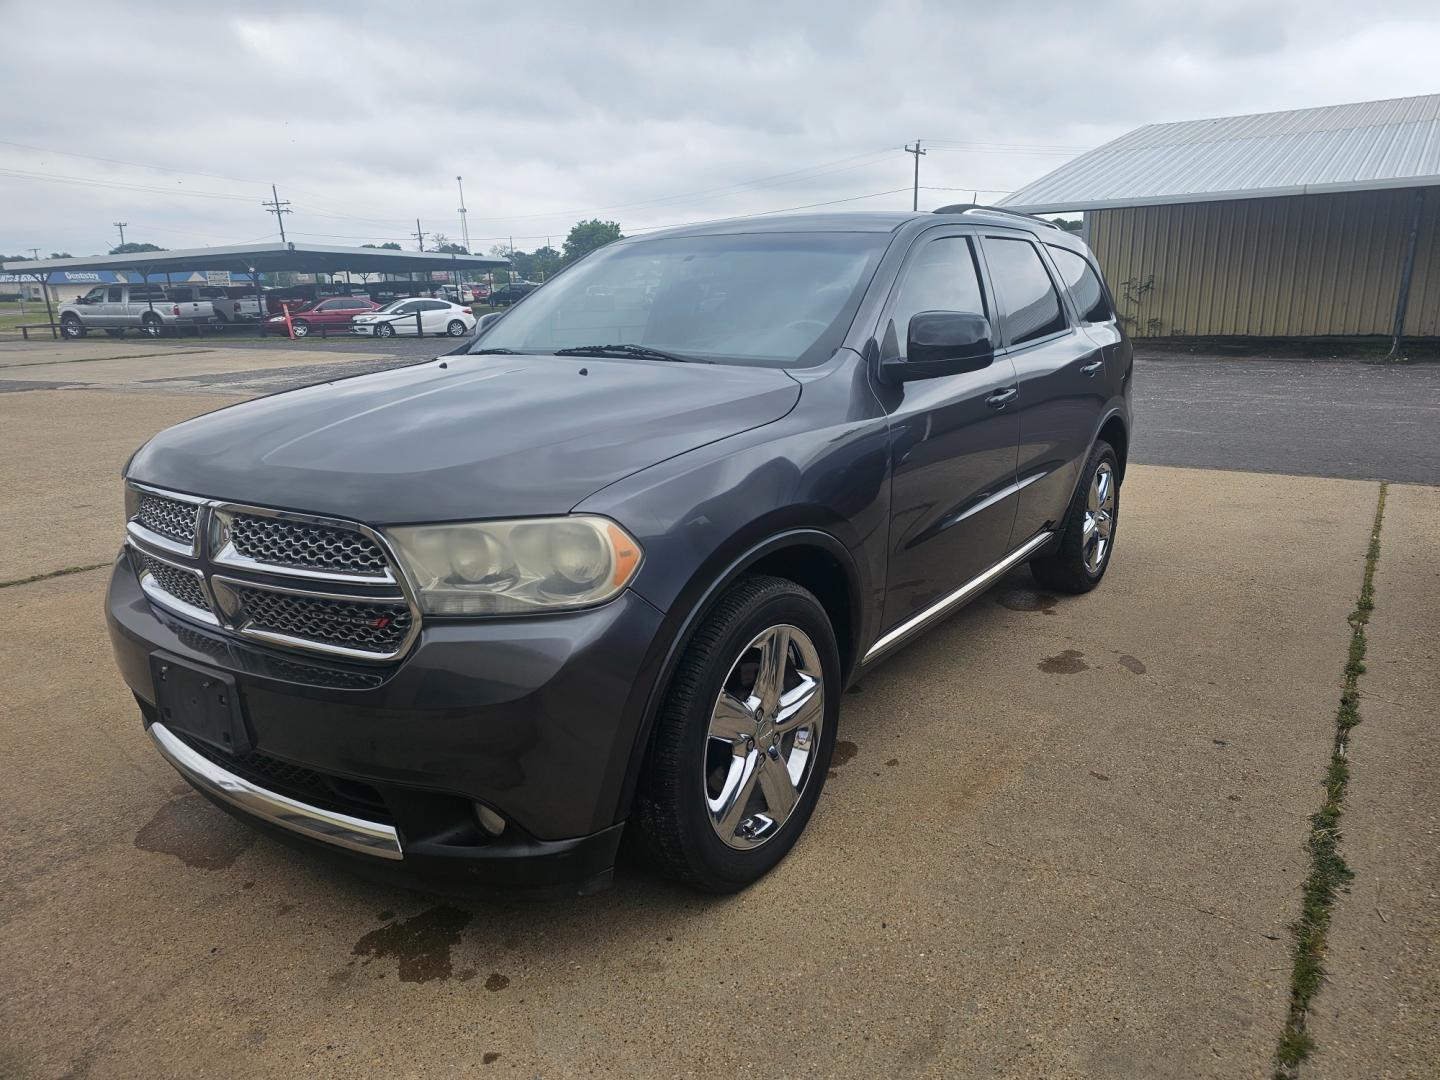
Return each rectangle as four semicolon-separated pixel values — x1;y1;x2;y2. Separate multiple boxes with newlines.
704;624;824;850
1083;461;1116;574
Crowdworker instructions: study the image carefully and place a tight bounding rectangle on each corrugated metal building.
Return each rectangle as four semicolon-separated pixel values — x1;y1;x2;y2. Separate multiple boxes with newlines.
1001;94;1440;341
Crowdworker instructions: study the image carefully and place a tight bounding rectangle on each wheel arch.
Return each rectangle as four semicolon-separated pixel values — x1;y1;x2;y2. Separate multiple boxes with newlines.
1096;410;1129;482
612;527;864;826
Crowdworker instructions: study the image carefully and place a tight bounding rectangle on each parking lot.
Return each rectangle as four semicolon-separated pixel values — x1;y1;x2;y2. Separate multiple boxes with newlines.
1;340;1436;1078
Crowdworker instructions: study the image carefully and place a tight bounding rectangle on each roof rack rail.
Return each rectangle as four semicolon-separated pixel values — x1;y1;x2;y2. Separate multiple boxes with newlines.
931;203;1061;230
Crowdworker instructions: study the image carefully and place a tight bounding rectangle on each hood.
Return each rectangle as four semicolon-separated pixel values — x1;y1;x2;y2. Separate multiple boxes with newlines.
128;354;800;522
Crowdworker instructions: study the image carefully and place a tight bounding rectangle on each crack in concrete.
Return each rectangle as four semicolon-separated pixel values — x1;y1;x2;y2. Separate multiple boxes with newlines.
1272;481;1387;1079
0;562;111;590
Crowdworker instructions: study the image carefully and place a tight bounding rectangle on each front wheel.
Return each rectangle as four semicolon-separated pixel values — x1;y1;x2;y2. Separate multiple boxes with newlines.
446;319;467;337
60;316;86;339
1029;440;1119;593
377;322;395;338
633;575;839;893
291;319;310;338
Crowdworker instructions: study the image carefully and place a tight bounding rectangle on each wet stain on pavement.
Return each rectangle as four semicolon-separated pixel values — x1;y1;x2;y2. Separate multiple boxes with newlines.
484;1052;501;1064
831;740;858;769
1089;770;1111;781
996;588;1058;614
1118;655;1147;674
134;795;255;870
885;758;899;767
484;973;510;992
1038;649;1088;675
351;905;473;983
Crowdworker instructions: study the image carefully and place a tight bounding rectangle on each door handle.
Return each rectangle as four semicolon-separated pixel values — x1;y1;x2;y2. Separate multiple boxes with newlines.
1080;359;1104;377
986;387;1018;409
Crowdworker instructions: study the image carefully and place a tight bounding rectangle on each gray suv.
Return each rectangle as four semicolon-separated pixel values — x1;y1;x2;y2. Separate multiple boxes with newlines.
107;207;1131;896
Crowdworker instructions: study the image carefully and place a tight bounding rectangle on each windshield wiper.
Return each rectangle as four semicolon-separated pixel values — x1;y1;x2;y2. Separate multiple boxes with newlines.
553;343;707;364
469;347;525;354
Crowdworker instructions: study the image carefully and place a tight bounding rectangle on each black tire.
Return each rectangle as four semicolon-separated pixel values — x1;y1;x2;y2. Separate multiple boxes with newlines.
291;319;310;338
632;575;840;893
104;328;125;338
377;322;395;338
140;314;162;337
446;319;467;337
60;316;86;339
1030;440;1119;594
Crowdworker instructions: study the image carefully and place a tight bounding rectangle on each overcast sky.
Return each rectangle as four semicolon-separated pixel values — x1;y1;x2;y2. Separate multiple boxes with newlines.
3;0;1438;258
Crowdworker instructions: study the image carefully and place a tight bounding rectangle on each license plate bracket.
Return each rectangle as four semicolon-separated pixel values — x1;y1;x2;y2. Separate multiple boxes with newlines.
150;653;250;756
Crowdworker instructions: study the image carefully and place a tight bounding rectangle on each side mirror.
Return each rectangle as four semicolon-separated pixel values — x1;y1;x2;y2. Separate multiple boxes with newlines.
475;312;501;334
881;311;995;383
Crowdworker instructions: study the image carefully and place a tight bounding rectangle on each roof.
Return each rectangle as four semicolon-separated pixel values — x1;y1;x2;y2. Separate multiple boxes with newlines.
626;207;1069;242
1001;93;1440;213
0;242;508;278
0;270;254;285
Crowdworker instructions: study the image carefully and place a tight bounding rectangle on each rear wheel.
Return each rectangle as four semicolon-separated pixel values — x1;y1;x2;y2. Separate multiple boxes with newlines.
446;319;467;337
60;315;86;339
140;314;162;337
1030;440;1119;593
633;575;838;892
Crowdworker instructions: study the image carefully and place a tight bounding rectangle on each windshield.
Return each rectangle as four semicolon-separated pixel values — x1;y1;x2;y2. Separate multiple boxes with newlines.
469;231;888;367
377;299;413;314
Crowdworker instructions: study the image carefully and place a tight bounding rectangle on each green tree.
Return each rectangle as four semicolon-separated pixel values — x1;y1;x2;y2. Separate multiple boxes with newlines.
109;241;165;255
362;241;403;250
1052;218;1082;234
562;219;623;264
49;251;73;259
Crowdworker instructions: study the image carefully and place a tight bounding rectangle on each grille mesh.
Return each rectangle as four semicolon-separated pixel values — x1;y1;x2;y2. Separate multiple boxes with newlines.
233;585;411;655
136;493;197;546
135;550;211;612
229;514;389;576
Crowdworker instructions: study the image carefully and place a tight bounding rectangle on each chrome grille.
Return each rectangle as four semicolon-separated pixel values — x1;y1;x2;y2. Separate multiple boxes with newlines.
228;514;389;577
126;484;420;662
230;585;412;656
134;549;210;613
136;493;197;545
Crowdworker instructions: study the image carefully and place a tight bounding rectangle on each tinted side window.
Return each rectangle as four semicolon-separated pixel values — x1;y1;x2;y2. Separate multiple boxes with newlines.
983;237;1068;345
1048;246;1112;323
886;236;986;357
107;286;124;302
80;287;106;303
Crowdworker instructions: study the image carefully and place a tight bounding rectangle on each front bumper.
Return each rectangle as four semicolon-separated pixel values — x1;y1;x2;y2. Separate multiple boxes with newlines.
106;554;666;894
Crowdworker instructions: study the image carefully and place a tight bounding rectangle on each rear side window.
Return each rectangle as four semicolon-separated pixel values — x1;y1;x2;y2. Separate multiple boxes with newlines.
1048;246;1113;323
886;236;986;356
983;237;1068;345
107;286;124;302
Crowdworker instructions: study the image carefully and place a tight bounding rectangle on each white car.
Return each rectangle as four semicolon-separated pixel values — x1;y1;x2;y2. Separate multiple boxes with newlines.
351;298;477;338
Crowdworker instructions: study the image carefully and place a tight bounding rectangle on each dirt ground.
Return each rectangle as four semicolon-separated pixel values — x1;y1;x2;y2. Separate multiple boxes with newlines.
0;343;1435;1078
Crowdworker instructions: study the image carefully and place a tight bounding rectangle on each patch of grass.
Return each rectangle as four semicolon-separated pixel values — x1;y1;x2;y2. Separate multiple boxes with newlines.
1273;482;1387;1079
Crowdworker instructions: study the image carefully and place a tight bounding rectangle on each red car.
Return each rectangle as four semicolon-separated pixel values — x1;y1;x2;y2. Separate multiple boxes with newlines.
264;295;379;337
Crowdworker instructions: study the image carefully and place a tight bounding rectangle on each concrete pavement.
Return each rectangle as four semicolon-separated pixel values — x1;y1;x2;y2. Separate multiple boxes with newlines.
0;343;1434;1077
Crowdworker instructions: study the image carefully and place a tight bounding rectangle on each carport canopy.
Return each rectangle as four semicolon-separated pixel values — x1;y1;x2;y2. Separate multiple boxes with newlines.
4;241;508;278
5;242;510;339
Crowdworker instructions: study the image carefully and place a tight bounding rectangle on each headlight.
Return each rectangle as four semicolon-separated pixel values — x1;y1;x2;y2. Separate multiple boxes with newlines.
386;516;642;615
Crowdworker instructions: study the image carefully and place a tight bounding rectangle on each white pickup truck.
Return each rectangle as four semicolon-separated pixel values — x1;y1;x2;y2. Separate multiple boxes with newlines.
58;284;215;338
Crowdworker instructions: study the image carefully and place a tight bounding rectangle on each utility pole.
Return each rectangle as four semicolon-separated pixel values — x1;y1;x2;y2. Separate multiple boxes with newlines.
113;222;128;248
28;247;40;260
904;141;927;212
456;176;470;252
261;184;292;243
412;219;427;251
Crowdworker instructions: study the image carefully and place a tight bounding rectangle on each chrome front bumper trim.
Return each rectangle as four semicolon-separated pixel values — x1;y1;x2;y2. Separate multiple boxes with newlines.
148;722;403;860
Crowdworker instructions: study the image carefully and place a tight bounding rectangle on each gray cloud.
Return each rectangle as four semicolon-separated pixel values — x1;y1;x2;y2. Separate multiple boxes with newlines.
3;0;1437;255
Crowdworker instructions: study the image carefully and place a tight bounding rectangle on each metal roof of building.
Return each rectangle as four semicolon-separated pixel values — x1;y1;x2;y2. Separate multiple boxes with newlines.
1;242;508;278
1001;93;1440;213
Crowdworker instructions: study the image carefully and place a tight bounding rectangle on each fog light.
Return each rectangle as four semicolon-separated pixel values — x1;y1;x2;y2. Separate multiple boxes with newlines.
474;803;506;837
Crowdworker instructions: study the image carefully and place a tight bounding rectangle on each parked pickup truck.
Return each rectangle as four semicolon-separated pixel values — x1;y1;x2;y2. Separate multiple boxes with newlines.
59;284;214;338
201;287;264;323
